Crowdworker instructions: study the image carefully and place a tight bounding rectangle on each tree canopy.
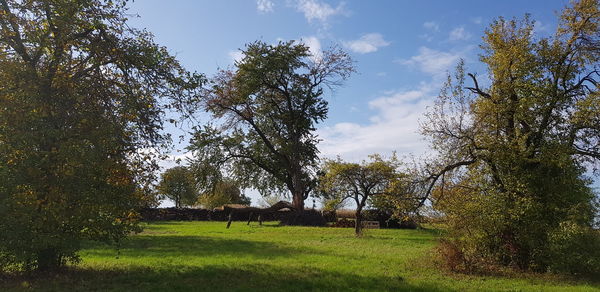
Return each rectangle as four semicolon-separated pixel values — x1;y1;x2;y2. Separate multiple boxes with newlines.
319;154;407;235
188;40;354;210
419;0;600;273
0;0;202;271
158;166;199;208
196;179;251;210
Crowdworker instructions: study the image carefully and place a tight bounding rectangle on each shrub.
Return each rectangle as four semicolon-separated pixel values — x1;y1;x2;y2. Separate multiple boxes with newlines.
548;221;600;277
279;210;327;226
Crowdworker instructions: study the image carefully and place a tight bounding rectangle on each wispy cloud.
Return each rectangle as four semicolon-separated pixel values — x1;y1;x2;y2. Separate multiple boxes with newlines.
449;26;471;41
344;33;390;54
397;47;461;78
257;0;275;13
295;0;348;26
420;21;440;42
423;21;440;32
318;84;435;161
228;50;244;63
532;20;550;36
301;36;322;60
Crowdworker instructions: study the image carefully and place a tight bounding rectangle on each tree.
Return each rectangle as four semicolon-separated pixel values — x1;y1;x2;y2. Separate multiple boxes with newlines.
196;179;251;209
419;0;599;273
319;155;405;235
158;166;198;208
188;41;354;211
0;0;202;271
321;197;347;212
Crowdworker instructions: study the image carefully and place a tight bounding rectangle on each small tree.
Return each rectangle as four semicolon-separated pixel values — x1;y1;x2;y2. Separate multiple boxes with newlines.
197;179;251;209
319;155;404;235
158;166;198;208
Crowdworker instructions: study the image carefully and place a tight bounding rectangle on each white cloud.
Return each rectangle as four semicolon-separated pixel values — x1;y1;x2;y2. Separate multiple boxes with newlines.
301;36;322;60
397;47;461;77
257;0;275;13
423;21;439;31
471;17;483;25
228;50;244;63
449;26;471;41
421;21;440;42
532;20;550;36
295;0;347;26
318;85;435;161
344;33;390;54
419;34;434;42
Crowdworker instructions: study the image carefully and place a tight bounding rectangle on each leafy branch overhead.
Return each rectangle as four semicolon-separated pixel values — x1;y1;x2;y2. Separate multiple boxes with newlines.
0;0;203;271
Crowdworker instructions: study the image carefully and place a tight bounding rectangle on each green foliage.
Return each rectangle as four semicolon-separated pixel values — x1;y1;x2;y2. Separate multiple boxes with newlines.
196;179;250;209
188;41;354;210
422;0;600;274
318;154;412;235
0;0;202;271
158;166;198;208
321;198;346;212
547;221;600;276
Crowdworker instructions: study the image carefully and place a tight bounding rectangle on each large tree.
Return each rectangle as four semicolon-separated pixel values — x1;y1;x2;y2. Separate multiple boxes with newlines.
419;0;599;273
0;0;202;271
188;41;354;210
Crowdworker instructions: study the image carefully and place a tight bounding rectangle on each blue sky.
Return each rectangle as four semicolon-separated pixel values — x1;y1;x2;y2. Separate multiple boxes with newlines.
125;0;592;205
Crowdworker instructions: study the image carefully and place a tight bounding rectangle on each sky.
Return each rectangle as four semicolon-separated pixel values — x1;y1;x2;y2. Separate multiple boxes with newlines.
124;0;591;206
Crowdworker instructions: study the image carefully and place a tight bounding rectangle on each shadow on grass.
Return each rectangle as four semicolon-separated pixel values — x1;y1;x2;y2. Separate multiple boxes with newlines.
1;264;452;292
83;235;323;260
1;229;451;291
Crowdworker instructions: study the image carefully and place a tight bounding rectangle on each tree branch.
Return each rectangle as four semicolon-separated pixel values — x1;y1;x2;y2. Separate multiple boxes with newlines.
465;73;491;99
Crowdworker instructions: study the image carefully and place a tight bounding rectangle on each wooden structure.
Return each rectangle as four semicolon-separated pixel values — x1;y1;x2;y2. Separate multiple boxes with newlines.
362;220;380;229
220;201;296;228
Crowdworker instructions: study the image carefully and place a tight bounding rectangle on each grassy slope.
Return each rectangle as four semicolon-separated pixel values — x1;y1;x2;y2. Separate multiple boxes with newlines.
2;221;598;292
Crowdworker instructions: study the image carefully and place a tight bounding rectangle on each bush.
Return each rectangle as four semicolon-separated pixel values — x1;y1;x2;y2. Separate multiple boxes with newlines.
330;218;356;228
436;239;468;272
548;221;600;277
279;210;327;226
321;210;337;222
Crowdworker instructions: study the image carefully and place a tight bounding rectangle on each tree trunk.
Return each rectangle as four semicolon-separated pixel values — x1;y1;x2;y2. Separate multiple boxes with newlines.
247;212;253;225
226;213;233;229
355;209;363;236
292;191;304;210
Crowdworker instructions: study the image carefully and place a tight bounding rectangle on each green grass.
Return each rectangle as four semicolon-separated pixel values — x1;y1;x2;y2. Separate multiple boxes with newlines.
2;221;598;291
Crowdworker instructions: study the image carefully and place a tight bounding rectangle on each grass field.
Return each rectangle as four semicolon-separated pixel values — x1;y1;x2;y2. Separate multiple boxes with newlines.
2;221;598;291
